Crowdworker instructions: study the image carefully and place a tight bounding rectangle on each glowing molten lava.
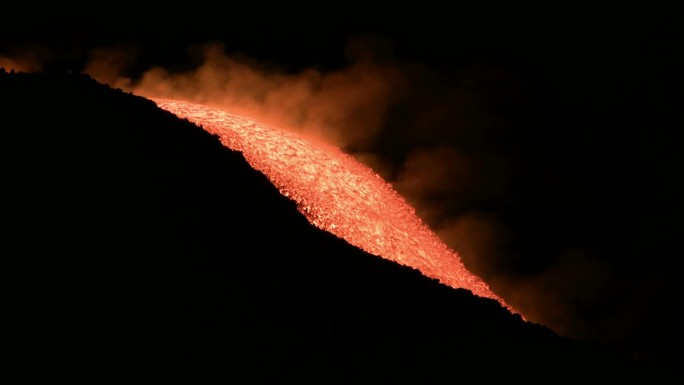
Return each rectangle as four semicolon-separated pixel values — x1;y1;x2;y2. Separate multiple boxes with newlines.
154;98;516;313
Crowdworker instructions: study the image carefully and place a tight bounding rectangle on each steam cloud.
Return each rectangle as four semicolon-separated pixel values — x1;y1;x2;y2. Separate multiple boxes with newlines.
0;37;640;347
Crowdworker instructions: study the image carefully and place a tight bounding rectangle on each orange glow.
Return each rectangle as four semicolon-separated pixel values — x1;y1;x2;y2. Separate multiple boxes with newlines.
154;98;517;314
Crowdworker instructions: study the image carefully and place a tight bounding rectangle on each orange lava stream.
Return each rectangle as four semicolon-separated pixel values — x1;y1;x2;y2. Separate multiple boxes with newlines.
154;98;516;314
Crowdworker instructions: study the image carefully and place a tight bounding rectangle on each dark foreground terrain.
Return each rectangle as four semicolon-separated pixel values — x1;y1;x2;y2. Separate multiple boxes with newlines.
1;70;667;381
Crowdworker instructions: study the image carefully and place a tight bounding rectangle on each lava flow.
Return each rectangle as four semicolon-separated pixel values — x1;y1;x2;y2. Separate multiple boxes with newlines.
154;98;516;314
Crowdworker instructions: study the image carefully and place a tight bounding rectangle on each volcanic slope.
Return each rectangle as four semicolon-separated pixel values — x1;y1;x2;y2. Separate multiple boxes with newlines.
152;98;513;313
0;70;659;380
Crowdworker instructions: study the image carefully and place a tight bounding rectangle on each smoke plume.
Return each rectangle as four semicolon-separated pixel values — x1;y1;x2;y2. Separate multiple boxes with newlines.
0;45;48;73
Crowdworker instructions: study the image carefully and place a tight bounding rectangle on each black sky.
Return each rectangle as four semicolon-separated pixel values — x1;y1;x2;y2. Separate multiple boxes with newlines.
2;13;682;367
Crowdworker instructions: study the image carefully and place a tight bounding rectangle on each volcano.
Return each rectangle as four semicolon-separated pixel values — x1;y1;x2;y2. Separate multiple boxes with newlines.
1;70;661;380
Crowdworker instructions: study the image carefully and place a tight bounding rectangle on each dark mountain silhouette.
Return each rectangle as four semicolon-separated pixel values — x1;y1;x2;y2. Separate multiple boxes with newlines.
1;70;666;380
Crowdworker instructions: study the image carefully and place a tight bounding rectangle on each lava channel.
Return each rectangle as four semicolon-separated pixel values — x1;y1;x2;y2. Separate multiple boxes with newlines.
153;98;516;314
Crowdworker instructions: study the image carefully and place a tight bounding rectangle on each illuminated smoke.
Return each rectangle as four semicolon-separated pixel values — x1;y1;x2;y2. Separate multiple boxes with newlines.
154;98;517;315
84;44;140;90
0;46;46;73
130;41;403;152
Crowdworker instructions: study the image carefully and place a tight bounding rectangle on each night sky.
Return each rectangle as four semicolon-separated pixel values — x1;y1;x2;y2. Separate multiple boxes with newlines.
2;13;681;367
